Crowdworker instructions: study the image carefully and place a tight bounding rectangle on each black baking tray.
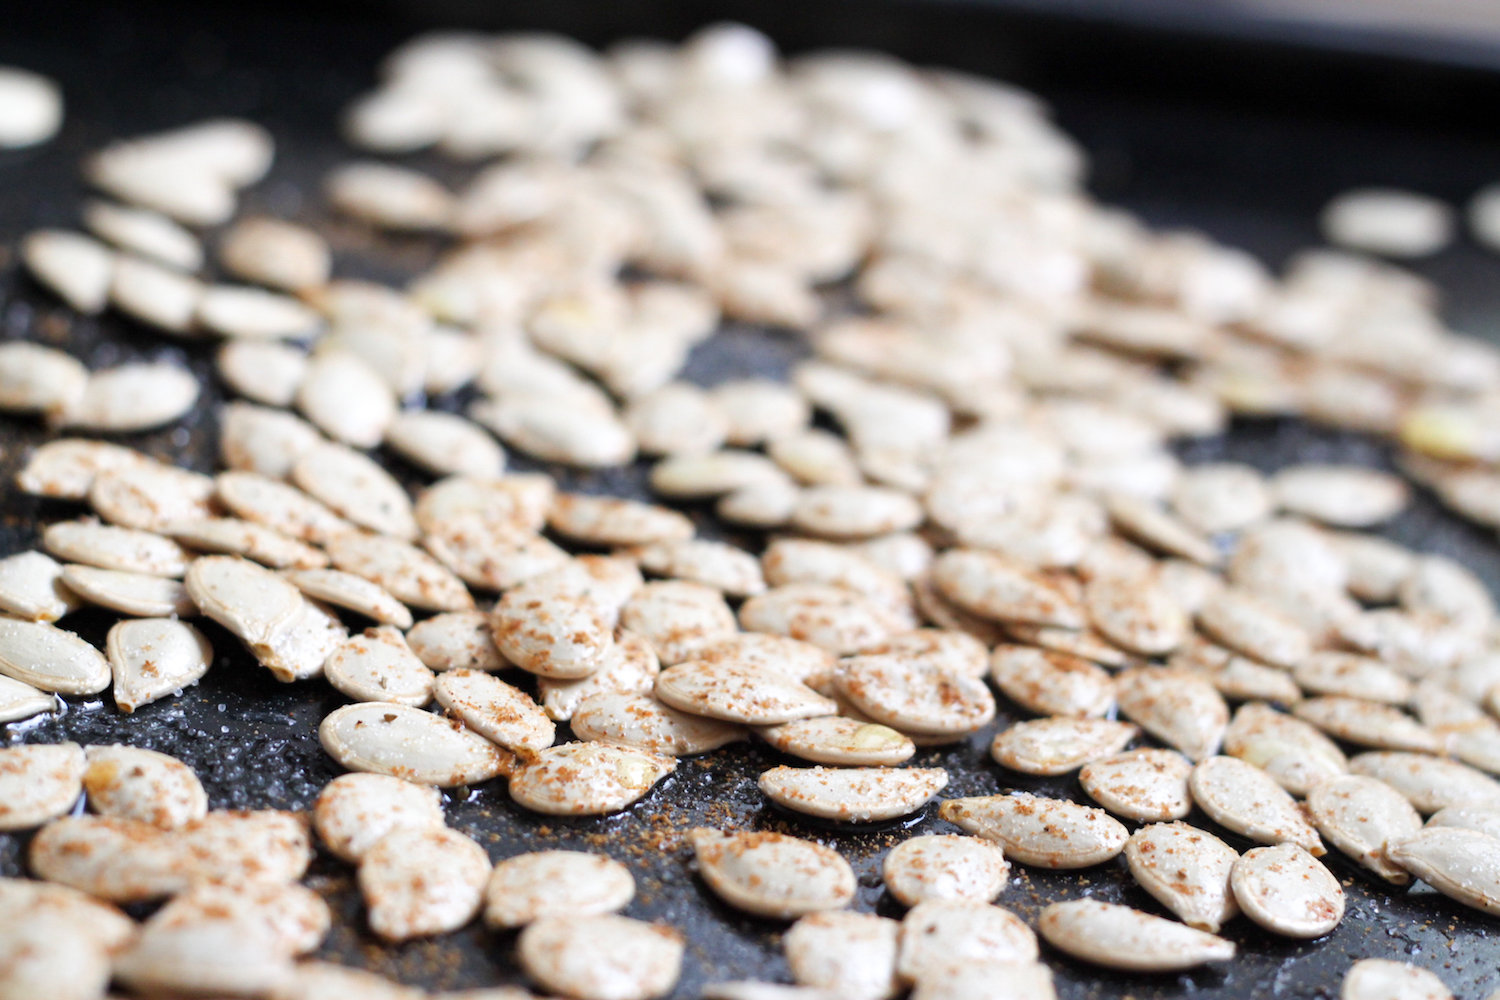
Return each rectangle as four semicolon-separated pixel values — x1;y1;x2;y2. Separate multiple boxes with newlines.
4;1;1500;996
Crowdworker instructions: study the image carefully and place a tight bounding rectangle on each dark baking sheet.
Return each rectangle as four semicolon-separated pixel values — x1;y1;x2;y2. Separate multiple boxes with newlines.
5;1;1500;997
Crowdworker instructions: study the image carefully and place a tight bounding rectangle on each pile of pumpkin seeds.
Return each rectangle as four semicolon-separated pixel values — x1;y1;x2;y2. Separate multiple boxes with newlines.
6;20;1500;1000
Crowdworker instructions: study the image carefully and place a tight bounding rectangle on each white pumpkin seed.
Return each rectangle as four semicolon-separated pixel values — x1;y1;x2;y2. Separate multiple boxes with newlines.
472;394;636;467
1349;751;1500;813
0;66;61;148
198;284;322;339
768;428;863;486
882;834;1010;907
1079;748;1193;821
938;793;1128;868
988;645;1114;719
492;583;615;679
217;471;354;544
1320;188;1453;257
1272;464;1409;526
1124;821;1240;932
1293;651;1412;704
931;549;1084;628
838;656;996;738
0;550;79;622
784;911;900;999
1400;555;1494;633
539;631;660;722
620;580;739;664
16;438;154;499
1341;958;1454;1000
60;362;199;433
652;449;788;499
407;612;507;672
1428;805;1500;839
1083;567;1189;656
689;827;856;918
382;410;505;479
296;351;396;449
508;742;675;815
278;568;407;627
740;584;902;654
1294;697;1442;753
185;553;302;640
761;538;913;619
147;877;330;956
359;825;490;941
325;531;474;612
1107;494;1219;566
1003;620;1131;668
990;717;1139;776
1189;755;1325;854
1170;463;1272;535
1231;843;1345;938
789;485;923;539
112;917;293;998
758;765;948;822
312;772;444;863
324;626;434;706
218;404;323;479
268;961;425;1000
572;690;741;756
549;492;694;547
319;701;513;787
716;476;801;528
434;669;554;752
1037;899;1235;971
858;628;987;679
1198;587;1312;668
44;519;192;577
0;674;55;723
83;199;202;271
219;217;331;292
907;961;1056;1000
518;914;683;1000
1223;702;1348;795
0;743;84;831
1389;827;1500;916
1115;665;1229;762
107;617;212;713
625;383;730;457
326;160;455;231
109;254;204;333
0;342;87;417
170;518;326;571
631;538;766;597
59;563;194;617
88;463;216;533
425;517;570;592
21;229;114;314
484;850;635;929
1306;774;1421;884
218;341;308;407
712;379;811;446
292;443;418;540
82;744;205;830
756;716;914;766
897;900;1037;984
0;619;111;695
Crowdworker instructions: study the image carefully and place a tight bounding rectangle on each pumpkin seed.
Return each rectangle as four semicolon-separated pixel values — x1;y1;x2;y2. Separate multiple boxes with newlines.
988;645;1114;719
1171;463;1272;535
907;961;1056;1000
434;669;555;752
716;476;801;528
756;716;914;766
1231;843;1345;938
185;554;303;641
837;656;996;737
0;550;79;622
1428;805;1500;839
1327;531;1416;604
484;850;635;929
1349;751;1500;813
219;217;331;292
939;793;1128;868
631;538;766;597
0;341;87;417
88;463;216;533
278;568;407;627
217;472;355;544
319;702;513;787
0;674;55;723
0;619;111;695
1223;701;1347;795
1412;678;1488;733
0;877;135;953
620;580;739;664
492;583;615;679
219;402;321;480
518;914;683;1000
296;351;396;449
325;531;474;612
359;825;490;941
170;518;326;572
1198;587;1312;669
539;631;660;722
858;628;987;680
740;584;903;654
1107;494;1219;566
786;911;901;999
1293;651;1412;704
653;450;793;500
689;827;856;918
218;341;308;408
112;917;293;998
406;611;507;672
58;563;194;617
16;438;154;500
549;492;694;547
385;410;506;478
109;254;204;333
268;961;425;1000
882;834;1010;907
60;362;200;433
198;284;322;340
0;66;61;148
326;160;455;231
312;772;444;863
1003;620;1131;668
990;717;1139;776
1400;555;1494;633
106;617;212;713
472;394;636;467
897;900;1037;984
21;229;114;314
712;379;811;446
625;383;731;457
1388;827;1500;916
0;743;84;831
83;198;202;271
762;538;911;619
324;626;435;706
1272;464;1409;526
148;877;330;956
1038;899;1236;971
1306;774;1421;884
1320;188;1453;257
1341;958;1454;1000
1079;748;1193;821
508;741;675;815
1189;755;1325;854
1175;639;1303;705
424;517;570;593
1124;821;1240;932
931;549;1085;628
82;743;205;830
1084;567;1190;657
1115;665;1229;762
1294;697;1442;753
788;485;923;539
292;442;418;540
768;428;863;486
758;765;948;822
572;690;742;756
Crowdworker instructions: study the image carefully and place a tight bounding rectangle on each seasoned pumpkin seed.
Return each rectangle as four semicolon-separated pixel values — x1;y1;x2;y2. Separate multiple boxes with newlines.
1115;665;1229;762
786;911;901;999
756;716;914;766
0;550;80;622
1079;748;1193;821
324;626;435;706
897;900;1037;983
1306;774;1421;884
60;362;199;433
106;618;213;712
508;742;675;815
82;744;206;830
1348;751;1500;813
325;531;474;612
988;645;1114;719
689;828;856;918
837;656;996;737
1231;843;1344;938
0;618;111;695
0;743;85;831
59;563;194;617
484;850;635;929
517;914;683;1000
406;611;508;672
620;580;739;664
572;690;742;756
990;717;1139;776
882;834;1010;907
939;793;1128;868
1293;697;1442;754
360;826;491;941
932;549;1085;628
292;443;418;541
319;701;513;787
434;669;555;753
1124;821;1240;932
1223;701;1348;795
312;772;444;863
758;765;948;822
1388;827;1500;916
1341;959;1453;1000
1038;899;1235;971
1189;755;1325;854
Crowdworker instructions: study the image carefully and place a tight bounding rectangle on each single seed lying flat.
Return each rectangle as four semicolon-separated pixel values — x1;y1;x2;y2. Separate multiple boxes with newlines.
89;463;217;532
407;612;508;673
1079;748;1193;821
16;438;154;500
1293;697;1442;754
740;583;902;655
631;538;767;597
655;659;836;725
385;409;506;478
1320;187;1454;258
939;793;1128;868
837;656;995;737
434;669;556;753
932;549;1085;628
1115;665;1229;762
292;442;418;541
218;342;308;408
860;628;987;678
484;850;635;929
689;828;856;919
518;915;684;1000
312;772;444;863
219;216;331;292
756;716;915;766
1341;959;1454;1000
108;254;202;333
1189;755;1325;854
492;583;615;679
1223;702;1348;796
882;834;1010;907
1428;805;1500;839
1272;464;1409;527
198;284;323;339
1349;751;1500;813
1084;567;1190;656
507;742;675;815
539;632;661;722
60;362;199;433
296;351;395;449
0;618;111;695
0;66;62;148
0;675;55;724
620;580;739;664
184;554;303;647
217;472;354;545
281;568;411;628
785;911;901;999
59;563;195;617
21;229;114;314
1107;494;1220;566
988;645;1114;719
1231;843;1344;938
106;618;212;713
147;877;330;957
758;765;948;822
83;744;206;830
0;743;85;831
1124;821;1240;932
1038;899;1236;972
907;961;1057;1000
789;485;923;539
897;900;1037;984
0;550;80;622
319;702;513;787
548;493;694;548
170;517;329;571
359;825;490;942
472;395;636;468
1198;588;1311;669
1387;827;1500;916
324;626;435;707
84;198;202;270
112;917;293;999
1293;651;1412;704
0;341;88;416
44;519;190;576
1305;775;1420;884
324;531;474;612
572;690;742;756
989;717;1139;776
